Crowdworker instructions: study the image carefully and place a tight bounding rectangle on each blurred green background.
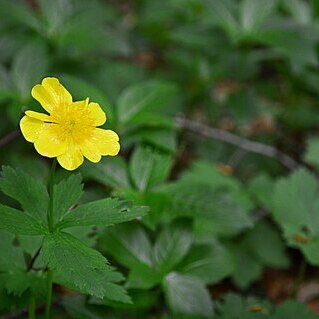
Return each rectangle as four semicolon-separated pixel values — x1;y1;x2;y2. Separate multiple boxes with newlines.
2;0;319;318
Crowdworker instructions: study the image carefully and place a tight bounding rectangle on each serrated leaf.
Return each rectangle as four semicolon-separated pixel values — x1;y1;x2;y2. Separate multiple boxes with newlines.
154;222;193;275
0;271;31;297
41;231;130;302
53;174;83;223
100;223;153;268
177;243;235;285
0;204;47;235
0;166;49;223
163;272;214;318
58;198;148;229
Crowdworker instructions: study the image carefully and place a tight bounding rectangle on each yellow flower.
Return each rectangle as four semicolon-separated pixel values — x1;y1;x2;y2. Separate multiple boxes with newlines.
20;77;120;171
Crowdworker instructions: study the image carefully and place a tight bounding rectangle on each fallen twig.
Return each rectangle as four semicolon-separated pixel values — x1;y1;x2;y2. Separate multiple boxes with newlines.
175;115;299;170
0;129;20;149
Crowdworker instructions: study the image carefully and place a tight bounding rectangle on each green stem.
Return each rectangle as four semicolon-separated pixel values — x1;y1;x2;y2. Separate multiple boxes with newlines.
45;159;57;319
48;159;57;233
45;269;54;319
28;294;35;319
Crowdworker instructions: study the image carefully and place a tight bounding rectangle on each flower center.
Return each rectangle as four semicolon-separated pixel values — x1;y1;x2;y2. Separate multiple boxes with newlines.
51;102;95;144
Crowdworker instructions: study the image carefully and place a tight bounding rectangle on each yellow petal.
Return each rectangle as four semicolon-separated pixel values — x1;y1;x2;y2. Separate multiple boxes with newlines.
81;128;120;162
57;144;84;171
31;77;72;113
88;102;106;126
25;111;52;122
20;116;45;143
34;124;68;158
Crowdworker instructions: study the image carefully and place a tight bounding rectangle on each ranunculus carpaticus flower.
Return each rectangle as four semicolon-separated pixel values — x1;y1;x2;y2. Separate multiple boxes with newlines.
20;77;120;170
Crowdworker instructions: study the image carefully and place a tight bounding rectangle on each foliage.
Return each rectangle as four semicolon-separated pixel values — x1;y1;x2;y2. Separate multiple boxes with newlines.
1;0;319;318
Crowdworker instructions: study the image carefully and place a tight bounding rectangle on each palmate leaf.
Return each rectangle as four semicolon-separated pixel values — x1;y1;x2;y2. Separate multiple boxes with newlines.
41;231;130;302
0;166;49;223
58;198;148;229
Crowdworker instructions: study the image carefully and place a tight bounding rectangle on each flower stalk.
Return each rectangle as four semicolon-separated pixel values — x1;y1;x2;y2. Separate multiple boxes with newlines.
45;158;57;319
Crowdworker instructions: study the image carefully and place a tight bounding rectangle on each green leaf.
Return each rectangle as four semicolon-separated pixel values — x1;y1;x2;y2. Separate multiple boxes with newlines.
275;300;319;319
0;271;31;297
304;137;319;167
58;198;148;229
127;263;162;289
129;146;154;192
11;42;49;99
248;174;275;210
231;246;263;289
216;293;273;319
281;0;312;25
0;166;49;223
117;80;177;125
0;204;47;235
242;221;290;268
0;230;25;271
163;272;214;318
239;0;276;33
177;243;235;285
154;222;193;275
53;174;83;223
272;169;319;264
38;0;73;36
129;146;173;191
100;223;153;268
273;169;318;230
41;231;130;302
81;156;130;189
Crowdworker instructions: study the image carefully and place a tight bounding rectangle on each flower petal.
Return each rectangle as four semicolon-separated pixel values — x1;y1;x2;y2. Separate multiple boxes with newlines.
31;77;72;113
57;144;84;171
81;128;120;162
20;116;45;143
34;124;68;158
25;111;52;122
88;102;106;126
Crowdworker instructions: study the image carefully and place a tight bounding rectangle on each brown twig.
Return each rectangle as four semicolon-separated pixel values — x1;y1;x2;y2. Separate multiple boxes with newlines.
175;116;299;170
0;130;20;148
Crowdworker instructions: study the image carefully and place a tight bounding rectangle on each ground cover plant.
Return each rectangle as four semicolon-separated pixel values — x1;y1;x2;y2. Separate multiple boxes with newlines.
1;0;319;318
